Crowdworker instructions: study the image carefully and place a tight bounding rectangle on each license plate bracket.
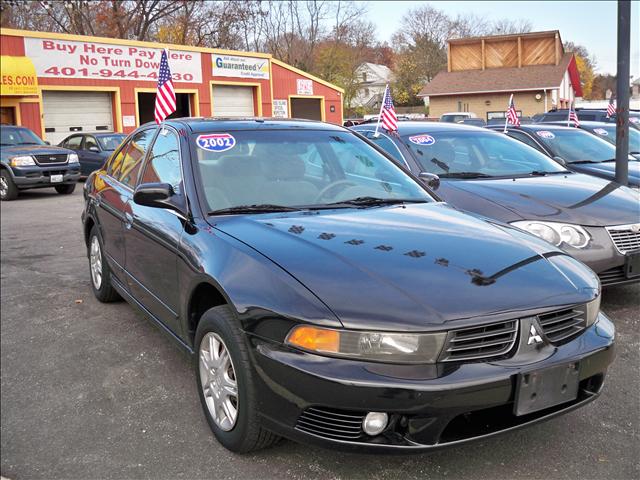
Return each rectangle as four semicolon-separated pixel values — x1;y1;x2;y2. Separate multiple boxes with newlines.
514;362;580;416
625;251;640;279
50;174;63;183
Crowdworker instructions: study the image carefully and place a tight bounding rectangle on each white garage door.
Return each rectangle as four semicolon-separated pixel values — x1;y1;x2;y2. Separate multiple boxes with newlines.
42;91;114;145
212;85;255;117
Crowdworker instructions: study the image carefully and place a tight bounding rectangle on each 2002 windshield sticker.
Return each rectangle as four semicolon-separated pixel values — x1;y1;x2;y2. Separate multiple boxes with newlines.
196;133;236;152
408;134;436;146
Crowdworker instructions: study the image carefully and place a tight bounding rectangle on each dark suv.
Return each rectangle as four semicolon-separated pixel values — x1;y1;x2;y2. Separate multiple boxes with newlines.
1;125;81;201
82;118;613;454
535;108;640;125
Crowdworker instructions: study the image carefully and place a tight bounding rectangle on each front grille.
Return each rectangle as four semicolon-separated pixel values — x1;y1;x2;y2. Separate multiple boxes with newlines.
606;224;640;254
538;307;586;344
439;320;518;362
296;407;365;441
598;265;628;286
34;154;68;165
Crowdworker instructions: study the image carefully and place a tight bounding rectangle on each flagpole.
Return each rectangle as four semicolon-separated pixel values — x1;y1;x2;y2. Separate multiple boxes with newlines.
373;84;388;138
503;94;513;133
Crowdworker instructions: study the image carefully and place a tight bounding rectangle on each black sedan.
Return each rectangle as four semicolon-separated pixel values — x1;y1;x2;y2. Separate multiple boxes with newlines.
489;123;640;188
83;118;614;453
352;122;640;286
59;132;126;176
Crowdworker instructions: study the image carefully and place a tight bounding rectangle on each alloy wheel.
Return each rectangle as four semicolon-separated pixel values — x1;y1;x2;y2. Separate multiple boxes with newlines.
199;332;239;431
0;176;7;198
89;236;103;290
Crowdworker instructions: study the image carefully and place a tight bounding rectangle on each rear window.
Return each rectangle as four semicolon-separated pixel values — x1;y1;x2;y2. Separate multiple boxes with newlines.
98;134;127;151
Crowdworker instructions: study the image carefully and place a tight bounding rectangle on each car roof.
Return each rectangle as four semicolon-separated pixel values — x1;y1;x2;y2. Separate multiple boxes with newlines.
491;123;585;132
144;117;347;133
356;121;495;135
545;120;614;129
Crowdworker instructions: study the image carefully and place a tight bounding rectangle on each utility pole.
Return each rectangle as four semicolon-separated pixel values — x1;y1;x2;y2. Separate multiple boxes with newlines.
615;0;631;184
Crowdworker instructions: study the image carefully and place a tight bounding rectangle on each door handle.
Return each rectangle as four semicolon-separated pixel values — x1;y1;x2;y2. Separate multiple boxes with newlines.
124;212;133;229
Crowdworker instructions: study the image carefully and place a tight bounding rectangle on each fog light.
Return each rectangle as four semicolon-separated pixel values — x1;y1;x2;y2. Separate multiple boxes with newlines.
362;412;388;436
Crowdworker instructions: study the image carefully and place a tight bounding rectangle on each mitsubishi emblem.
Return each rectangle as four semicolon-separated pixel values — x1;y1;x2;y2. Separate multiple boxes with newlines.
528;325;543;345
631;224;640;233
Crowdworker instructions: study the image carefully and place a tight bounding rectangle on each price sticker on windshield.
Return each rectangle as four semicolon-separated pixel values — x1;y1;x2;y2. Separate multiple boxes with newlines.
408;134;436;146
196;133;236;152
593;128;608;136
535;130;555;139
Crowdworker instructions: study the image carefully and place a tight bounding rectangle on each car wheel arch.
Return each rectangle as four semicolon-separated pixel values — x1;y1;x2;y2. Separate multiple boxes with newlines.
84;215;96;248
186;280;231;347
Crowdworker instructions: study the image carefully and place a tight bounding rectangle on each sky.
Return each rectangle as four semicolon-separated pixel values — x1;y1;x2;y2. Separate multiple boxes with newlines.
366;1;639;79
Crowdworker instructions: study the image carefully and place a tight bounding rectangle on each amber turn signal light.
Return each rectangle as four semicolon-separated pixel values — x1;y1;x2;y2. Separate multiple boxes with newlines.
286;325;340;353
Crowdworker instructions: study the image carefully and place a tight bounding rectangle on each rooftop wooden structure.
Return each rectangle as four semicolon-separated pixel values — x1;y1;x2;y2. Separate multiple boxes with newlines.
447;30;564;72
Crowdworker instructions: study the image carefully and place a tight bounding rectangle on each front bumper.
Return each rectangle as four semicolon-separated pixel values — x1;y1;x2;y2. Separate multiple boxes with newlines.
249;314;615;452
567;227;639;287
10;164;81;189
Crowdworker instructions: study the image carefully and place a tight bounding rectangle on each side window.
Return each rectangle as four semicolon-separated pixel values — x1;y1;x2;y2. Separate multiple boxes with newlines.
107;140;129;176
84;136;99;151
65;136;82;150
141;131;182;193
363;131;405;164
117;129;155;189
508;131;544;152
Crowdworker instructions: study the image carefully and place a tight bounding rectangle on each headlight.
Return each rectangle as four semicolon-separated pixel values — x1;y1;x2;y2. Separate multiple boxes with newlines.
511;221;590;249
9;155;36;167
584;294;601;327
68;153;79;164
285;325;446;364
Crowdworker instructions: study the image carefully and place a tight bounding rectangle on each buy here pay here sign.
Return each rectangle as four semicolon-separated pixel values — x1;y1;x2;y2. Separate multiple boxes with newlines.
24;37;202;83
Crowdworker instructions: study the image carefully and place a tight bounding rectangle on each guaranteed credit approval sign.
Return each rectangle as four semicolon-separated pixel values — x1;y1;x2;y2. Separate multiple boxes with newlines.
212;54;269;80
24;37;202;83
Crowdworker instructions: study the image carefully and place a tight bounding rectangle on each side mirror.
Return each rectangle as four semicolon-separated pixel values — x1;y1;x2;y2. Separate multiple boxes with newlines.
419;172;440;190
552;156;567;166
89;146;100;153
134;182;179;212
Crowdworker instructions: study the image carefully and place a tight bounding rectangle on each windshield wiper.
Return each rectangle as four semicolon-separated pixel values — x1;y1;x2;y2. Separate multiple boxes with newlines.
208;204;301;215
439;172;493;178
527;171;568;176
570;160;604;164
325;196;428;207
430;158;450;172
18;142;40;145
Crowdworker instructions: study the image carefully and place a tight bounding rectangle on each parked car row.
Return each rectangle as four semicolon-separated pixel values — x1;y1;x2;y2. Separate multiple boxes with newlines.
79;116;633;455
0;124;126;201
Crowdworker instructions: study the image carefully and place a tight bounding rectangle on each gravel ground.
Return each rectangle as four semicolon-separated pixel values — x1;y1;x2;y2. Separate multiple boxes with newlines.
1;188;639;480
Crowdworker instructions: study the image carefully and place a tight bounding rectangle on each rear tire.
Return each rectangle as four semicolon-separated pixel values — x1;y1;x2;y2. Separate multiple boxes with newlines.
55;183;76;195
195;305;281;453
0;170;18;201
88;226;120;302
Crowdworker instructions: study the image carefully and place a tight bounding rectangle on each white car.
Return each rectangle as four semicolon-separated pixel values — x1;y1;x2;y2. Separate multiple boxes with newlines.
440;112;477;123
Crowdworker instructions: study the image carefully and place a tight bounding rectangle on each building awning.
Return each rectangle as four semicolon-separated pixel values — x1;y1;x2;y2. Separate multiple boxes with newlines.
0;56;38;96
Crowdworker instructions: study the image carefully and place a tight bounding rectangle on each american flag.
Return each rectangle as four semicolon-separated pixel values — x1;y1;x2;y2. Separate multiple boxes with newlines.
606;96;616;118
506;95;520;126
568;101;580;127
379;84;398;132
154;49;176;124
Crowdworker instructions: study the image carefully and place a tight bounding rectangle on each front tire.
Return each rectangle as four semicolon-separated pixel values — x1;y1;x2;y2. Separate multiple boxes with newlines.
55;183;76;195
88;226;120;302
0;170;18;201
195;305;280;453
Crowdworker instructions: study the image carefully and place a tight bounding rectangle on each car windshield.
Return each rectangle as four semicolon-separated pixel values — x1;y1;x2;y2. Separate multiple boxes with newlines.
441;114;467;123
532;128;616;163
401;130;567;178
0;127;45;146
590;125;640;154
98;134;127;151
194;129;432;212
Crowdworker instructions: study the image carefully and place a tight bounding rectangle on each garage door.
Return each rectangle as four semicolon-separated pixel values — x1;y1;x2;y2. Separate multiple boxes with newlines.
212;85;255;117
42;91;113;145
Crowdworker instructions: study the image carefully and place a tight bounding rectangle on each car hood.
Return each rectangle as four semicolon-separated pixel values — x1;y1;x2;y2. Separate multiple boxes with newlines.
570;160;640;186
214;203;598;331
439;173;639;226
1;145;72;158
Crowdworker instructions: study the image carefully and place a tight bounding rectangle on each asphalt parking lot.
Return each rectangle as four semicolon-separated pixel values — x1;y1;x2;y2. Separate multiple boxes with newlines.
1;188;639;480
